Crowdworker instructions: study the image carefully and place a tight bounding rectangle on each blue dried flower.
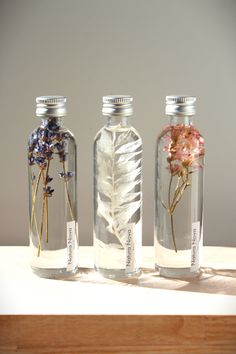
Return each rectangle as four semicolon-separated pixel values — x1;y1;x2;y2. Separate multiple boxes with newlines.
35;156;45;164
28;120;69;169
59;171;75;180
47;119;60;132
43;186;54;197
46;175;53;183
28;155;35;165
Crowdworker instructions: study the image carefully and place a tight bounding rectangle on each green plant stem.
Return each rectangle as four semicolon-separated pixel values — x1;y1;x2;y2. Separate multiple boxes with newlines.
168;173;177;253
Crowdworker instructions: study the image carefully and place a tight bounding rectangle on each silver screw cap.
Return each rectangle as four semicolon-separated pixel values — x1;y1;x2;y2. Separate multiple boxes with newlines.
102;95;133;116
36;96;67;117
165;95;196;115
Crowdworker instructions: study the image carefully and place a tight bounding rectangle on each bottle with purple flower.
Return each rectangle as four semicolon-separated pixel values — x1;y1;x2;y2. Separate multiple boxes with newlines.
155;96;205;278
28;96;78;278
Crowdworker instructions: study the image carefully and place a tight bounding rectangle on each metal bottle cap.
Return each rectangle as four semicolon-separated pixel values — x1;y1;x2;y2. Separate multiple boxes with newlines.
102;95;133;116
165;95;196;115
36;96;67;117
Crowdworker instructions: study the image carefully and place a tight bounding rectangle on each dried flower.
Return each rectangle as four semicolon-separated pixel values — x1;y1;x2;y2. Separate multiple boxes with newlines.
161;124;205;252
46;175;53;183
59;171;75;181
43;186;54;197
28;118;75;256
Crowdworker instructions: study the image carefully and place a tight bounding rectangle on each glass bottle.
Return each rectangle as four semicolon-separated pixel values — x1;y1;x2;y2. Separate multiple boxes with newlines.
94;95;142;279
155;95;205;278
28;96;78;278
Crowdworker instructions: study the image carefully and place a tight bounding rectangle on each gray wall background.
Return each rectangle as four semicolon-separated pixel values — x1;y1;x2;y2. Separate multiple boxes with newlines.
0;0;235;246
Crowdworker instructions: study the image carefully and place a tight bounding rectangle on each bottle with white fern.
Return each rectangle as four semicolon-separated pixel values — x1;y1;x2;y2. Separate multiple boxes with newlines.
94;95;142;279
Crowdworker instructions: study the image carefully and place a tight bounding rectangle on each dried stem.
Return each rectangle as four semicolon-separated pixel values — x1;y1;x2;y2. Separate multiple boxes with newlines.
37;159;52;255
45;160;50;243
170;213;177;253
62;160;75;220
31;179;41;254
30;169;43;229
168;173;177;253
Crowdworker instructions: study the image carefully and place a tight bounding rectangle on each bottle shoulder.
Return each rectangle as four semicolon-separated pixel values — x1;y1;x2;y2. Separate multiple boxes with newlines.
28;125;75;143
157;124;205;145
94;125;142;144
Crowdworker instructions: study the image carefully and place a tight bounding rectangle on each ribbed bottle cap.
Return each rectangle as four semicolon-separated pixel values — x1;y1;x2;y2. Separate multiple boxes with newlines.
102;95;133;116
165;95;196;115
36;96;67;117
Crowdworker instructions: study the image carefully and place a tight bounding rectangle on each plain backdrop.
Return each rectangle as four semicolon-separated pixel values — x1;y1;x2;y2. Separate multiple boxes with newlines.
0;0;235;246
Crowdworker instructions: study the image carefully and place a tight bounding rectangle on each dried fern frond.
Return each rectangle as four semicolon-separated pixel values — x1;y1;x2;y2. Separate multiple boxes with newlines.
96;128;142;247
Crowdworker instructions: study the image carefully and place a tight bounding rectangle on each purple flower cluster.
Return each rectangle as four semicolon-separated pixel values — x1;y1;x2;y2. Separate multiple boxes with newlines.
28;119;69;168
28;118;71;197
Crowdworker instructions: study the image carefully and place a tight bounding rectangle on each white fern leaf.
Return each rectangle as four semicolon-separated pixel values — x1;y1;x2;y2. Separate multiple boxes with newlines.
97;180;112;198
114;192;141;206
116;179;140;196
115;167;141;185
96;128;142;246
97;193;113;227
115;130;132;147
114;200;141;226
117;150;142;164
116;159;141;174
97;155;112;178
97;129;113;156
115;138;142;154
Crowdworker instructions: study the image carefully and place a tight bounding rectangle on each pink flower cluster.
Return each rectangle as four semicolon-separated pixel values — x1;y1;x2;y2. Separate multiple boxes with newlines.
163;125;205;174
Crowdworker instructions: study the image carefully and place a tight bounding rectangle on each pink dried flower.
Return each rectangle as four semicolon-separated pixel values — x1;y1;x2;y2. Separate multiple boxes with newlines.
163;124;205;173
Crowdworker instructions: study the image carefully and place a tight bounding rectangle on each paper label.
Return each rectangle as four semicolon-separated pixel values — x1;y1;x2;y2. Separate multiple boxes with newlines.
191;221;200;272
66;221;77;271
125;223;136;273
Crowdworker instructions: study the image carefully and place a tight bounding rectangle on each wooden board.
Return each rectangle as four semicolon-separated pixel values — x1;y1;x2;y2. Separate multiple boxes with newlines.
0;315;236;353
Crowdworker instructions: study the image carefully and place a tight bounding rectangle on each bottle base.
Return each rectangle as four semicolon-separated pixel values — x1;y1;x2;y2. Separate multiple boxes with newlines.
156;265;200;279
31;266;78;279
95;266;141;280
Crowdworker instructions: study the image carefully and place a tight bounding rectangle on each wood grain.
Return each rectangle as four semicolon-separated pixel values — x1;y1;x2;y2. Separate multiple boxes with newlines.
0;315;236;353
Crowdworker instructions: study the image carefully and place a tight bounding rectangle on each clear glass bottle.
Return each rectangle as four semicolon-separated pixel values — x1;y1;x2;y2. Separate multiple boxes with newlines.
94;95;142;279
155;95;205;278
28;96;78;278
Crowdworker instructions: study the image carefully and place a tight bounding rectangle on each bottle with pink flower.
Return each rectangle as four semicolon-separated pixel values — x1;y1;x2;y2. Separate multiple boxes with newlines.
155;95;205;278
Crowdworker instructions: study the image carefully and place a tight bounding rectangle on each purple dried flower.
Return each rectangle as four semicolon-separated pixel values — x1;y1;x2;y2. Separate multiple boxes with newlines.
28;120;69;169
35;156;45;164
46;175;53;183
28;155;35;165
62;132;70;139
46;119;60;132
43;186;54;197
59;171;75;180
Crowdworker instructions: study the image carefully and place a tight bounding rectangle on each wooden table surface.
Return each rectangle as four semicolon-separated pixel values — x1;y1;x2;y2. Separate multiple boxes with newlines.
0;246;236;353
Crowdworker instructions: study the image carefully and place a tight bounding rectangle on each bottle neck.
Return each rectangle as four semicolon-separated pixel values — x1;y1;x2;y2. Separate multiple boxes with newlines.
168;115;193;126
105;115;131;128
40;117;64;130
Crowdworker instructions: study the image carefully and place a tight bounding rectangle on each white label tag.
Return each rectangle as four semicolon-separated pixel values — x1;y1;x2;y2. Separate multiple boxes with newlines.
66;221;77;271
191;221;200;272
125;223;135;273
